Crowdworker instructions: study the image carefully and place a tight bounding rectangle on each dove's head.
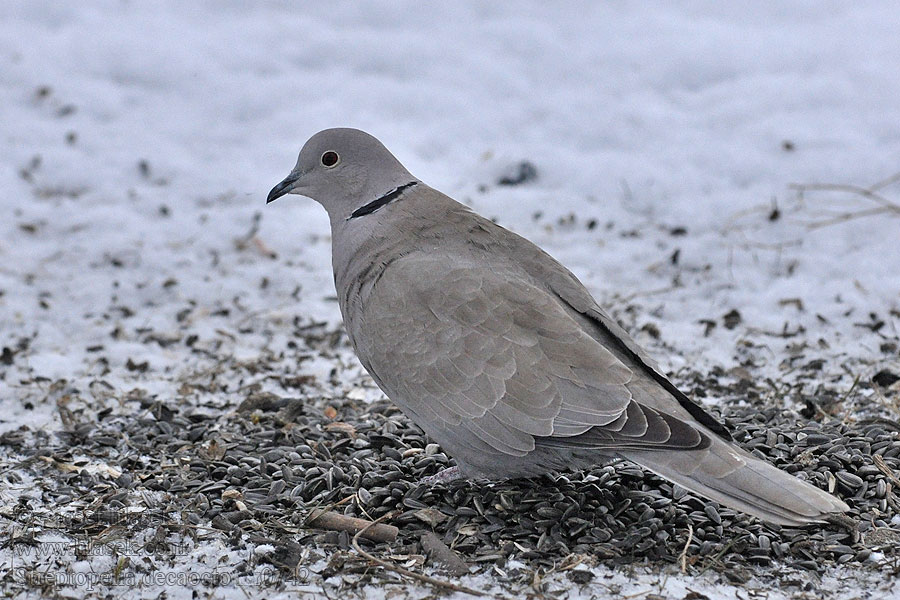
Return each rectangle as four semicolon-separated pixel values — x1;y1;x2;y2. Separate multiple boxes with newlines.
267;128;417;221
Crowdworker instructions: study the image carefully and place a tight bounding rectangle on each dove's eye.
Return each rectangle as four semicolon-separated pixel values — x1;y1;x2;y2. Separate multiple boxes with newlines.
321;151;340;168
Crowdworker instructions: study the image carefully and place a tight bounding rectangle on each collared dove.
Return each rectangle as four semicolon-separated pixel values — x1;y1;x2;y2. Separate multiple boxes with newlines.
267;128;849;526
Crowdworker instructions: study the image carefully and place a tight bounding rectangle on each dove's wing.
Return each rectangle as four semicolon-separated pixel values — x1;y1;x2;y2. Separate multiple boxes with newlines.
513;233;735;440
353;252;709;460
439;208;733;441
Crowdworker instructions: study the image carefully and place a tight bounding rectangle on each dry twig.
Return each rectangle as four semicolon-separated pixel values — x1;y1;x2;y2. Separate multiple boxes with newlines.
789;172;900;229
679;523;694;574
874;454;900;487
306;509;398;543
351;512;486;597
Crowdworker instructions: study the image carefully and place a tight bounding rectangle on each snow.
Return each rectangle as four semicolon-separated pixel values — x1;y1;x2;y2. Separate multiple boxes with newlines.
1;2;899;599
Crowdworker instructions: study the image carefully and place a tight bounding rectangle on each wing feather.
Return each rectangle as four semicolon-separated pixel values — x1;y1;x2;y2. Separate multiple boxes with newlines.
355;254;709;459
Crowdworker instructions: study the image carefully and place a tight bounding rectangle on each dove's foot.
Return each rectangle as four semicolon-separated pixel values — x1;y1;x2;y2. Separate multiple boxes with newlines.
420;466;462;485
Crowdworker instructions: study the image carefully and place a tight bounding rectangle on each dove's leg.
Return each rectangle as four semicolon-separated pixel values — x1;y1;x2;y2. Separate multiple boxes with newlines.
420;466;462;485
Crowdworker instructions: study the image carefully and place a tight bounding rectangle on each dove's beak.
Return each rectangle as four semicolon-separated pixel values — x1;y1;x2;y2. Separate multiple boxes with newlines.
267;173;301;204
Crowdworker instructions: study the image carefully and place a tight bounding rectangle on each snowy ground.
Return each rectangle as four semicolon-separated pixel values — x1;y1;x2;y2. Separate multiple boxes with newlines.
1;2;899;599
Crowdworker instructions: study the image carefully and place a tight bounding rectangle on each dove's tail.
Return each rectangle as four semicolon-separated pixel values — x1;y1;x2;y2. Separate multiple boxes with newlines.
621;437;850;526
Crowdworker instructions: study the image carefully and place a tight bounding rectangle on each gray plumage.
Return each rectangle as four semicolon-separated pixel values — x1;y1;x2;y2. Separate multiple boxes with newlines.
267;128;849;526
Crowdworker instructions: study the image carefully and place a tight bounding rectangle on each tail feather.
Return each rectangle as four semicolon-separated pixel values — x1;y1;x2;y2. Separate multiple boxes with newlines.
623;437;850;527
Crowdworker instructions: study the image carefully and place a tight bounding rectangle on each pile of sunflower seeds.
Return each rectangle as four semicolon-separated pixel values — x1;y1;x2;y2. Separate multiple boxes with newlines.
2;347;899;592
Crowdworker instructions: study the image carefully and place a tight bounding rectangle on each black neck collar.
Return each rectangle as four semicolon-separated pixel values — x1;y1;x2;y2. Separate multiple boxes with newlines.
348;181;418;220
